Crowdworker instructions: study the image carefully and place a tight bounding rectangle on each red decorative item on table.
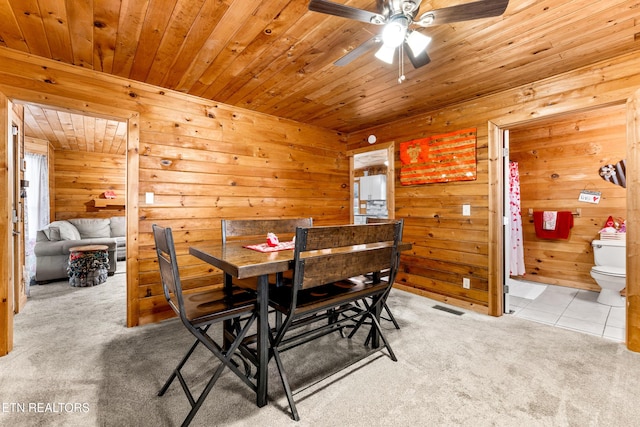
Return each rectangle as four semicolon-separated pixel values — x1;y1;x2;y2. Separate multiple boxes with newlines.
266;233;279;247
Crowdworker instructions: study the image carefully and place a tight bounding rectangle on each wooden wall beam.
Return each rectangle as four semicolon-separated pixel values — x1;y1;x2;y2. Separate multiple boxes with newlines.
626;90;640;351
126;114;140;327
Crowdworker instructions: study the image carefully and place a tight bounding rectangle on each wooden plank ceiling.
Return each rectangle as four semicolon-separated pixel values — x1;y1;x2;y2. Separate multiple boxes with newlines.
22;104;127;155
2;0;639;147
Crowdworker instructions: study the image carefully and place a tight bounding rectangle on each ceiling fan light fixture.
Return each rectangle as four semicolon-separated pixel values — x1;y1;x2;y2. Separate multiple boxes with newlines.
309;0;511;72
401;1;418;14
416;12;435;27
381;16;408;48
406;30;432;56
374;44;396;64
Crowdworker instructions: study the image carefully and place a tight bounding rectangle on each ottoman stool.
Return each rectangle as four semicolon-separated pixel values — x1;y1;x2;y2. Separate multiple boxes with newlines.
68;245;109;287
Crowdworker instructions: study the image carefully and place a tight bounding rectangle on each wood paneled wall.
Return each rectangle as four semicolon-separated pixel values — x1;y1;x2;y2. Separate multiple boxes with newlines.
510;104;627;291
350;132;492;312
53;150;126;221
1;45;640;338
347;51;640;316
24;136;49;156
0;47;348;326
136;109;349;322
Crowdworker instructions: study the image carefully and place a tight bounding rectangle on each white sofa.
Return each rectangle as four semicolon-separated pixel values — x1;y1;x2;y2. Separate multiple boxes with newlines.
34;217;125;283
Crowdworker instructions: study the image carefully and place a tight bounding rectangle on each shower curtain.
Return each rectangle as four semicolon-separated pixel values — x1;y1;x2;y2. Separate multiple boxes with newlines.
25;153;50;285
509;161;526;276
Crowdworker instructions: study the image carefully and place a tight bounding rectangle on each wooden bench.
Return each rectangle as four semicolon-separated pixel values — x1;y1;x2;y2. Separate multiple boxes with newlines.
268;222;402;421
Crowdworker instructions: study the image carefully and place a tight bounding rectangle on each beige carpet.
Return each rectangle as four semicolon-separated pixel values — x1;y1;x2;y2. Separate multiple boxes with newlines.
1;267;640;426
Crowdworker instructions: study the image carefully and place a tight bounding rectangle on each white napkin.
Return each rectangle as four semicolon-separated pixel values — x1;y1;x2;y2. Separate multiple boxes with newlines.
543;211;557;230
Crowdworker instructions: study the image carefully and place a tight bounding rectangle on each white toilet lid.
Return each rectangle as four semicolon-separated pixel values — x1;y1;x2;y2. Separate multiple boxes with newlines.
592;265;625;277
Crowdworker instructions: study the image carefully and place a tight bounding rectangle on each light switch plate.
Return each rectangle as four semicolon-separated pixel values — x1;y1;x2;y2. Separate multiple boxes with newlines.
145;192;154;204
462;204;471;216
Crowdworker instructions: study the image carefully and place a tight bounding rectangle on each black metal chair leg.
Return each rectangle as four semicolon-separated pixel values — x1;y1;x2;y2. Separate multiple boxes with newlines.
158;333;204;396
181;363;226;427
368;314;397;362
179;317;256;426
383;302;400;329
272;348;299;421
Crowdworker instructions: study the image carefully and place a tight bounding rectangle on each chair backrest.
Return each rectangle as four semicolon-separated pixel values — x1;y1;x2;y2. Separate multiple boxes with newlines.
221;217;313;243
292;222;401;292
152;224;187;323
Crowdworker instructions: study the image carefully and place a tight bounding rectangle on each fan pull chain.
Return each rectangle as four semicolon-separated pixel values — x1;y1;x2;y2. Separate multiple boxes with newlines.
398;44;405;84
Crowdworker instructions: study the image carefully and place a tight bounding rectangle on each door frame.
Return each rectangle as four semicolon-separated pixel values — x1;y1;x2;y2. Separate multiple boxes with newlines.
11;118;26;314
488;91;640;351
0;92;140;356
347;141;395;222
0;92;14;354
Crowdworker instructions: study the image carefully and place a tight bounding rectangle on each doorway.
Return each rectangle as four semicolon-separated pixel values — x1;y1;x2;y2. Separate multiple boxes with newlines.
1;94;139;356
498;105;628;340
348;141;395;224
18;101;128;284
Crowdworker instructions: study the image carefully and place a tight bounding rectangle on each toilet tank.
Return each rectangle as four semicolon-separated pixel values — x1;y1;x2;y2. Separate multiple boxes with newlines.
592;239;626;268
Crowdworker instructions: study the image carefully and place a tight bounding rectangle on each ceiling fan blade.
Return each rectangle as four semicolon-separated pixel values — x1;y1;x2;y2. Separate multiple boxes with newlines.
416;0;509;27
335;36;382;66
308;0;386;25
405;43;431;68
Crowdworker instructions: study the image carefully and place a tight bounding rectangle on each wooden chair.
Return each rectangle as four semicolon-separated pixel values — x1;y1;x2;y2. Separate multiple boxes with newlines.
152;224;258;427
221;217;313;244
364;217;403;330
268;222;402;421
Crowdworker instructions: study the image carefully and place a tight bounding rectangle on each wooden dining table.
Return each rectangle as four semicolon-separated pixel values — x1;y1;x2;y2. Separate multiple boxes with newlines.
189;238;412;408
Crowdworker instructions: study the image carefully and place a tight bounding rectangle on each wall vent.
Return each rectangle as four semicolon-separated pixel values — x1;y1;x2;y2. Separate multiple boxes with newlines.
432;305;464;316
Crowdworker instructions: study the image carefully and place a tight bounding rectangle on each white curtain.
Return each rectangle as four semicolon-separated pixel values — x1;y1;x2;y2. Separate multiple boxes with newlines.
509;161;526;276
24;153;50;282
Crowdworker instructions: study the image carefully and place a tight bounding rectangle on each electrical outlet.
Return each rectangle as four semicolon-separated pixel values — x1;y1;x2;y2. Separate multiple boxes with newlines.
462;277;471;289
462;204;471;216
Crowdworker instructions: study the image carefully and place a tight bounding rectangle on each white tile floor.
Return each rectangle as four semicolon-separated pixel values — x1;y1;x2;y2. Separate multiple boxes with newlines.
507;280;625;342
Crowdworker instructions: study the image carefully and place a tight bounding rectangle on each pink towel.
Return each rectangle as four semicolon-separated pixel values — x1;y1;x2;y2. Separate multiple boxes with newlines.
533;211;573;239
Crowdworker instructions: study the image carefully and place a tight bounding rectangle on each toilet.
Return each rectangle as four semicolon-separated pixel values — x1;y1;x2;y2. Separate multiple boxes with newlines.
590;239;626;307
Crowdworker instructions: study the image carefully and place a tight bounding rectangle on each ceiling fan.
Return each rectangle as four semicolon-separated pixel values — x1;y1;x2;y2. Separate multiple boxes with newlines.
309;0;509;78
